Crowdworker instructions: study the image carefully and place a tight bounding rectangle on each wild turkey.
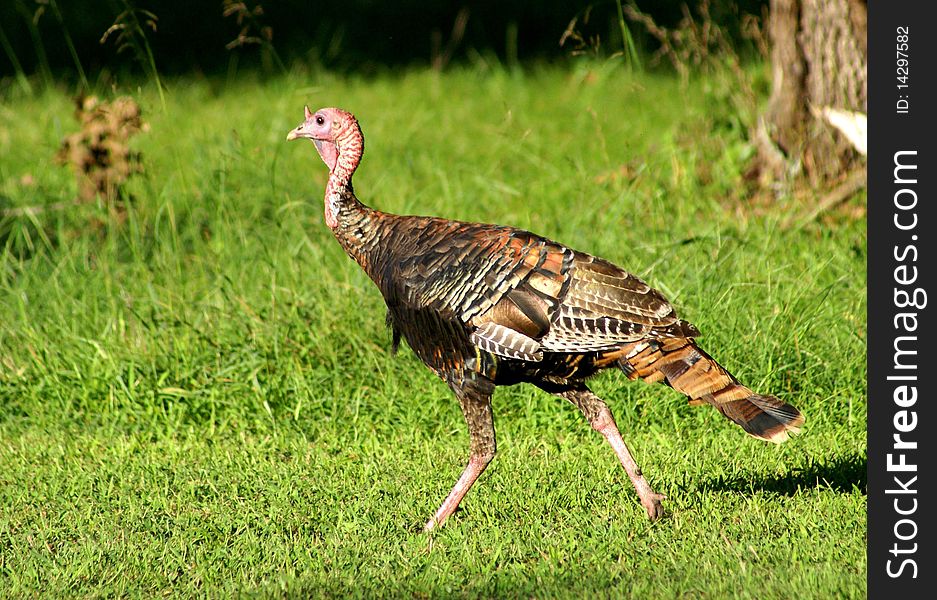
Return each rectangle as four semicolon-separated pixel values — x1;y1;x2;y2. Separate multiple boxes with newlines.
287;106;804;530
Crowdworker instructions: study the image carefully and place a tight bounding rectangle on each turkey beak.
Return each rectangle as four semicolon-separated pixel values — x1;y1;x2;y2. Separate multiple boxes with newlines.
287;119;317;141
286;124;305;141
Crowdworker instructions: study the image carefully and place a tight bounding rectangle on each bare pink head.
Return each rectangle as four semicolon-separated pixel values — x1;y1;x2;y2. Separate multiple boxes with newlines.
286;106;363;184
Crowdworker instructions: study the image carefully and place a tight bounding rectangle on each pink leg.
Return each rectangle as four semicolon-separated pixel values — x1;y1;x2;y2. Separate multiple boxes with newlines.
593;411;666;519
423;453;492;532
424;382;496;532
558;385;665;520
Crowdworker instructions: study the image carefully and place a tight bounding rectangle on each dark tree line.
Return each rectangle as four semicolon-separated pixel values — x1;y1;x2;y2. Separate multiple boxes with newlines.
0;1;767;76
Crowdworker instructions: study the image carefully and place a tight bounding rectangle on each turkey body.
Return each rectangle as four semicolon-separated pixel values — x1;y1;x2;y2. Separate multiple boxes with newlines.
369;212;689;389
287;107;804;529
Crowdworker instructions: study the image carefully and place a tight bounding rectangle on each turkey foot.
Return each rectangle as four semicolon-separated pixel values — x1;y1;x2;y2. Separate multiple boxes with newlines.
640;490;667;520
598;421;667;520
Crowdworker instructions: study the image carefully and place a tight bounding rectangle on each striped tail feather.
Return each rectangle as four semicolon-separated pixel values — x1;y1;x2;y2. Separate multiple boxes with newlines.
615;337;804;443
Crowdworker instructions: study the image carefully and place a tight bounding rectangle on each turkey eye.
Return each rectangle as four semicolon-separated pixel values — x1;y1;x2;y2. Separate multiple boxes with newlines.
315;116;325;126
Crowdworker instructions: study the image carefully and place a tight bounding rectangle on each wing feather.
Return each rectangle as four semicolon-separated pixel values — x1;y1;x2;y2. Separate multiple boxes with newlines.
389;220;693;361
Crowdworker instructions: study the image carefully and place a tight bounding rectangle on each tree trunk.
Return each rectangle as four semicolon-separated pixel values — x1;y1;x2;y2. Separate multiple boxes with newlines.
753;0;867;189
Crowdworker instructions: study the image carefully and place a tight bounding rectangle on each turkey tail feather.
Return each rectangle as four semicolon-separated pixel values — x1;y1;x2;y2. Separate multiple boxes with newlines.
616;338;804;443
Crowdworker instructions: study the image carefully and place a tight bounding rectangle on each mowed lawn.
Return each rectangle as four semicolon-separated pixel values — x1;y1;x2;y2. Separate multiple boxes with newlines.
0;66;866;597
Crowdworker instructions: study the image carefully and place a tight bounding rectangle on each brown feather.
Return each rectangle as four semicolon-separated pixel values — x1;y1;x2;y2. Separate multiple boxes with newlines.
618;338;804;443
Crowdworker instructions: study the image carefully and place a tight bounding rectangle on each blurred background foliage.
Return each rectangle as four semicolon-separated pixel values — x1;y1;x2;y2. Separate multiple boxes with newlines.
0;0;769;82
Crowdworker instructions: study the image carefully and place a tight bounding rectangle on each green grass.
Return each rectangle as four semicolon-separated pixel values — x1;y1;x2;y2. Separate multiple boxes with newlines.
0;64;866;597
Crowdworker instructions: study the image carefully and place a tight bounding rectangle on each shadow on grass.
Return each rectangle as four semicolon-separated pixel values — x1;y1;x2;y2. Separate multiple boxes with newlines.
698;452;867;496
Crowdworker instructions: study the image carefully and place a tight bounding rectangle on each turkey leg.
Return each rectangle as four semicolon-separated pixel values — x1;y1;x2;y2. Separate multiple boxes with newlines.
424;388;496;532
557;384;665;520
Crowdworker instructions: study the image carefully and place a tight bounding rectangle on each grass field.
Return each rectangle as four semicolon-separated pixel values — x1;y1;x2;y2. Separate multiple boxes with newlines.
0;65;866;597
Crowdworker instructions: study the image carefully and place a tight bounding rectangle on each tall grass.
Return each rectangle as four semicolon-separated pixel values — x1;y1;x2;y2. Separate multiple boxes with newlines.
616;0;642;70
46;0;90;90
11;0;54;89
0;21;33;95
101;0;167;111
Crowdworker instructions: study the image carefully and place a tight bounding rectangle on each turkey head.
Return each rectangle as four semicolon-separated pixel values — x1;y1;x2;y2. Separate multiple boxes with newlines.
286;106;364;178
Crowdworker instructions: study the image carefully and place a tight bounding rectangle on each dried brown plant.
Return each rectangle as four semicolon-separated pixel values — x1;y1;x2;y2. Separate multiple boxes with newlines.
57;95;146;205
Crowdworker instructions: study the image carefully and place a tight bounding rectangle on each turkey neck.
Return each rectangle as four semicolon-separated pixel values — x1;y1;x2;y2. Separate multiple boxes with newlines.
324;145;384;275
